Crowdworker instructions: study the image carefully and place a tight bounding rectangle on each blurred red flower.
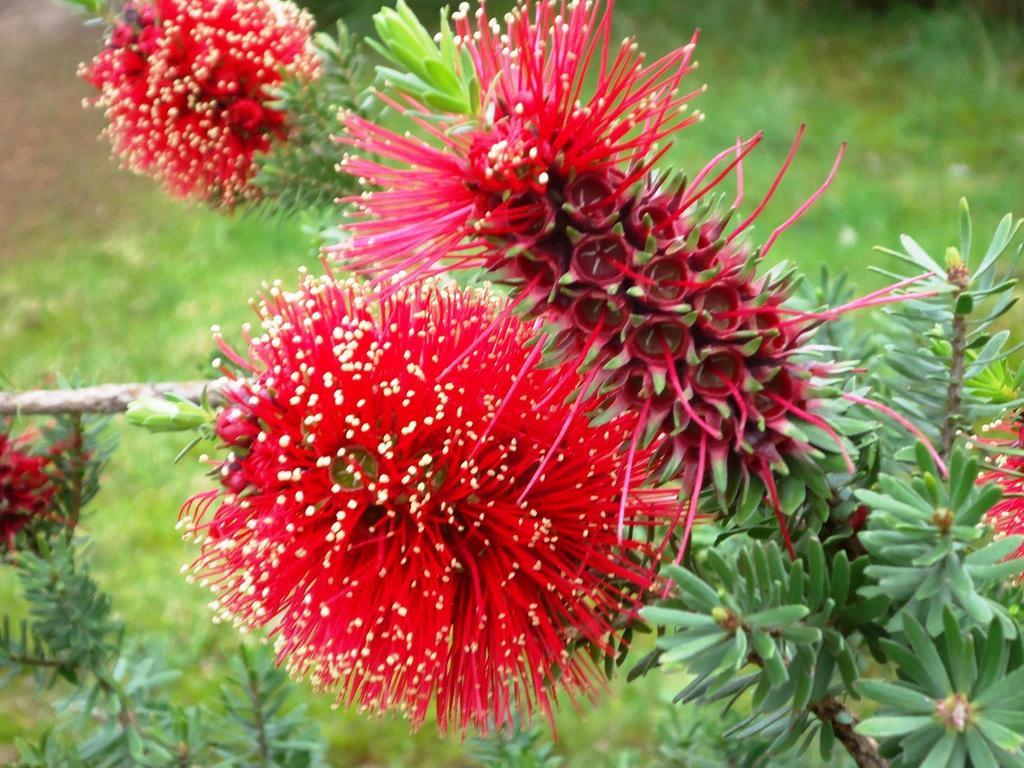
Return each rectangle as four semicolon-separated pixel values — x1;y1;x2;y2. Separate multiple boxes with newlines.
0;431;56;551
980;420;1024;561
82;0;318;206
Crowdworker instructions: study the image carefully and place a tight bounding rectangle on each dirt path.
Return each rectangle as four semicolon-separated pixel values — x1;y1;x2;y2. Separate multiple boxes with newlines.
0;0;146;261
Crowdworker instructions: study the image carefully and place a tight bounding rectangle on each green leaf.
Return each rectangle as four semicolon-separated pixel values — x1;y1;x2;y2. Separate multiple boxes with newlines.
955;291;975;315
745;605;811;628
762;648;788;687
857;680;935;714
920;731;959;768
751;630;776;661
960;198;973;265
965;726;999;768
659;631;727;664
903;614;953;693
976;619;1007;694
830;551;851;607
664;565;720;611
779;624;822;644
640;607;716;629
976;213;1022;280
806;538;826;609
819;720;835;762
880;639;945;698
900;234;945;276
975;717;1024;753
975;666;1024;710
857;715;936;737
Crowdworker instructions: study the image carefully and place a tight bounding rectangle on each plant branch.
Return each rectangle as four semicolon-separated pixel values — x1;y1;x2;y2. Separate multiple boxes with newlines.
940;310;968;461
940;270;970;461
245;661;272;765
810;696;887;768
742;648;886;768
6;652;64;669
0;381;228;416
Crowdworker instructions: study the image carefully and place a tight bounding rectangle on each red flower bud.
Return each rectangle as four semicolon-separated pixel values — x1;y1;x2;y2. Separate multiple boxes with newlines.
570;233;632;287
137;25;160;55
626;198;679;247
639;256;689;308
691;349;746;397
628;318;691;364
109;24;137;48
226;98;266;134
216;406;258;448
694;285;743;337
570;291;629;337
564;172;621;230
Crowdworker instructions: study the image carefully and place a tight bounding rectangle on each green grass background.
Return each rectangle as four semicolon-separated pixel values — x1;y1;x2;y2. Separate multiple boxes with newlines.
1;0;1022;764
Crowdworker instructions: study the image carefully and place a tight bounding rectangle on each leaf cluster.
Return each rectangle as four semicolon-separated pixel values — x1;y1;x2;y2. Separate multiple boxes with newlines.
253;21;369;219
639;536;878;763
871;201;1023;451
367;0;479;115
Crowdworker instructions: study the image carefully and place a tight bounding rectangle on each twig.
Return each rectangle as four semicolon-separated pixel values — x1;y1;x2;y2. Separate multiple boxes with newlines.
940;310;969;462
940;264;971;461
6;653;64;669
0;381;228;416
810;696;887;768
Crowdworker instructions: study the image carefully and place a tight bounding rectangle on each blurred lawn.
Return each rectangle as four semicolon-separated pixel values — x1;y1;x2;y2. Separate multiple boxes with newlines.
1;0;1022;764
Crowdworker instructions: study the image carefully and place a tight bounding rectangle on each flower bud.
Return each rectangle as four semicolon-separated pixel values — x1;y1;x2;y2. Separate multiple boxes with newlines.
570;233;632;287
216;406;259;448
563;172;621;230
127;396;210;433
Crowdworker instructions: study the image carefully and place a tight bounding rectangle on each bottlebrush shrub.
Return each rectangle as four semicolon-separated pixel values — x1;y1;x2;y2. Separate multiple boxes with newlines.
10;0;1024;765
180;272;679;733
80;0;320;206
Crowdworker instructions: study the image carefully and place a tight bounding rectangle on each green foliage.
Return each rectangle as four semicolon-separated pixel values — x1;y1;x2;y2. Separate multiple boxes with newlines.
41;412;114;526
638;538;878;763
858;613;1024;767
3;536;120;683
366;0;479;115
3;533;328;767
214;645;327;767
465;722;562;768
1;433;326;767
871;201;1023;452
466;701;785;768
56;0;107;17
254;21;368;218
637;443;1024;765
858;446;1022;635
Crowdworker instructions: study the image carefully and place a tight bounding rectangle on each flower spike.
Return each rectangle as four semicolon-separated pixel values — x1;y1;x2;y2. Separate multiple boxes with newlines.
82;0;319;206
182;273;679;733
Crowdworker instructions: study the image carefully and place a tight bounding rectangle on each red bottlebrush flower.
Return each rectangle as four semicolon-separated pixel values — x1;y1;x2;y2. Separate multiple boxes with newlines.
181;273;676;733
0;431;56;551
332;1;939;559
979;419;1024;561
333;0;704;280
81;0;318;206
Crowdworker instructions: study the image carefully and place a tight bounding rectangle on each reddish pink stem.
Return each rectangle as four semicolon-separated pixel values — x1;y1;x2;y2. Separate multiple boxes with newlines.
842;392;949;477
